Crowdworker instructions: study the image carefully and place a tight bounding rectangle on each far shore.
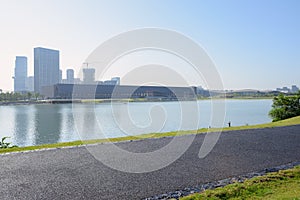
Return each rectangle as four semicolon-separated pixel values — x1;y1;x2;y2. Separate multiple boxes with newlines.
0;96;274;106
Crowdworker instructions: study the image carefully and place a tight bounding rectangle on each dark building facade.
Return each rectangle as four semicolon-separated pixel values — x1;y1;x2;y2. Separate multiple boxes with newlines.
42;84;197;100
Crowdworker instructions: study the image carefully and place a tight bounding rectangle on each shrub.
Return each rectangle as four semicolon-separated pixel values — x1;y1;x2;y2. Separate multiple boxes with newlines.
269;92;300;121
0;137;18;149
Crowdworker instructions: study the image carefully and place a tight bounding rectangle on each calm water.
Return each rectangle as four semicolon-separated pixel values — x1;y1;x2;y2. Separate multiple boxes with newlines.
0;99;272;147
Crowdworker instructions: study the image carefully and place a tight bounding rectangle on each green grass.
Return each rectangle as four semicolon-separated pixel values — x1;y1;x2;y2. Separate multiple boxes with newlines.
214;97;275;100
1;116;300;154
79;98;171;103
81;99;134;103
209;115;300;132
181;166;300;200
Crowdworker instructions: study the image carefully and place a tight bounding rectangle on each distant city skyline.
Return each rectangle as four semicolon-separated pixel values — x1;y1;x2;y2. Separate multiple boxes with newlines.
6;45;300;93
1;0;299;91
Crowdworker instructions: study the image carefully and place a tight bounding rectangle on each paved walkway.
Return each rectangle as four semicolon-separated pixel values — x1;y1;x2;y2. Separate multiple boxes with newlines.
1;125;300;199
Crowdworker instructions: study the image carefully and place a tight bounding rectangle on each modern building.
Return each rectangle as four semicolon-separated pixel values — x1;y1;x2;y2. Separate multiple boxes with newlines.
34;47;60;93
291;85;299;93
66;69;74;84
59;69;63;83
103;77;120;85
111;77;120;85
14;56;28;92
82;68;95;84
41;84;197;100
282;87;290;92
74;78;81;84
25;76;34;92
275;85;300;93
196;86;209;97
103;80;117;85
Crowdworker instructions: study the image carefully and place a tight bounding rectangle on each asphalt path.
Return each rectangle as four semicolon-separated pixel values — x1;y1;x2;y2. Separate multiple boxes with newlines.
1;125;300;199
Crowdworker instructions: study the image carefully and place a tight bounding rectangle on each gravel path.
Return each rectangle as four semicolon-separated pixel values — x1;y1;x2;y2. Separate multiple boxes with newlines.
0;125;300;200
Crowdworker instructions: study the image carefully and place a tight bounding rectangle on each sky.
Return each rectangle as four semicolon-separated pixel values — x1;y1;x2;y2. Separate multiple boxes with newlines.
0;0;299;91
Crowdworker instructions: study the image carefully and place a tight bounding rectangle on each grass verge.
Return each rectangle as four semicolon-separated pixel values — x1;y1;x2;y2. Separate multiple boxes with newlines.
1;116;300;154
181;166;300;200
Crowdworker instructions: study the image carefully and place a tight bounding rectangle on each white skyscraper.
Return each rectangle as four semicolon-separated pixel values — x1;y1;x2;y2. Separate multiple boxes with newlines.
14;56;28;92
83;68;95;84
34;47;60;93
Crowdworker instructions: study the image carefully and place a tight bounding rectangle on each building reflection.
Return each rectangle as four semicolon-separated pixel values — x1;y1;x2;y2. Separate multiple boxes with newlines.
72;104;105;140
13;105;30;146
33;104;62;145
59;105;77;142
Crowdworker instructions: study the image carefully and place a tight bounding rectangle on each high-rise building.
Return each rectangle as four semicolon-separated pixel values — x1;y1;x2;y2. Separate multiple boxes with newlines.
14;56;27;92
83;68;95;84
66;69;74;83
26;76;34;92
34;47;60;93
59;69;63;83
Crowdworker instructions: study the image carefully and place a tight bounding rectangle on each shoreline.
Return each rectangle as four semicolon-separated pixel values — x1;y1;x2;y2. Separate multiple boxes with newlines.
0;97;274;106
1;115;300;155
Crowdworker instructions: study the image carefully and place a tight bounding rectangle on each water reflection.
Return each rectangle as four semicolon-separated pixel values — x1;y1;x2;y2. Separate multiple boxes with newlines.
13;106;29;146
33;105;62;145
59;105;77;143
0;100;272;147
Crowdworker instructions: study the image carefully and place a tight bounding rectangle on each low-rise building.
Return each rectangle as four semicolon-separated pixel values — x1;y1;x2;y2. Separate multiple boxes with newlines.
41;84;197;100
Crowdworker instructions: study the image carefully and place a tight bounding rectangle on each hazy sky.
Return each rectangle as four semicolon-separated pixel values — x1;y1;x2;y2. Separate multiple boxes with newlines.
0;0;299;91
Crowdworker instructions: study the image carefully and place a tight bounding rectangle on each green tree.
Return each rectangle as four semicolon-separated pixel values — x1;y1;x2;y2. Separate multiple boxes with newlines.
5;92;11;101
27;92;32;101
13;92;22;101
269;92;300;121
34;93;40;101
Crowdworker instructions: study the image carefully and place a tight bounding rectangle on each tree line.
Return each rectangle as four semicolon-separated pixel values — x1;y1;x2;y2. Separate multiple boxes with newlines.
0;92;41;102
269;91;300;121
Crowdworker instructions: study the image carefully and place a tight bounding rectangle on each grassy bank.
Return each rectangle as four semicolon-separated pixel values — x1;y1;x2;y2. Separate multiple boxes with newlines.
1;116;300;154
181;166;300;200
204;97;275;100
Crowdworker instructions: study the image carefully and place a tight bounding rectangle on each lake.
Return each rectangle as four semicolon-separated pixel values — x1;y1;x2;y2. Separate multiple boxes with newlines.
0;99;273;147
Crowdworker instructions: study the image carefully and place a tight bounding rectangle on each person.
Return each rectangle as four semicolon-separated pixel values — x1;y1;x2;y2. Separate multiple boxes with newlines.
228;121;231;127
